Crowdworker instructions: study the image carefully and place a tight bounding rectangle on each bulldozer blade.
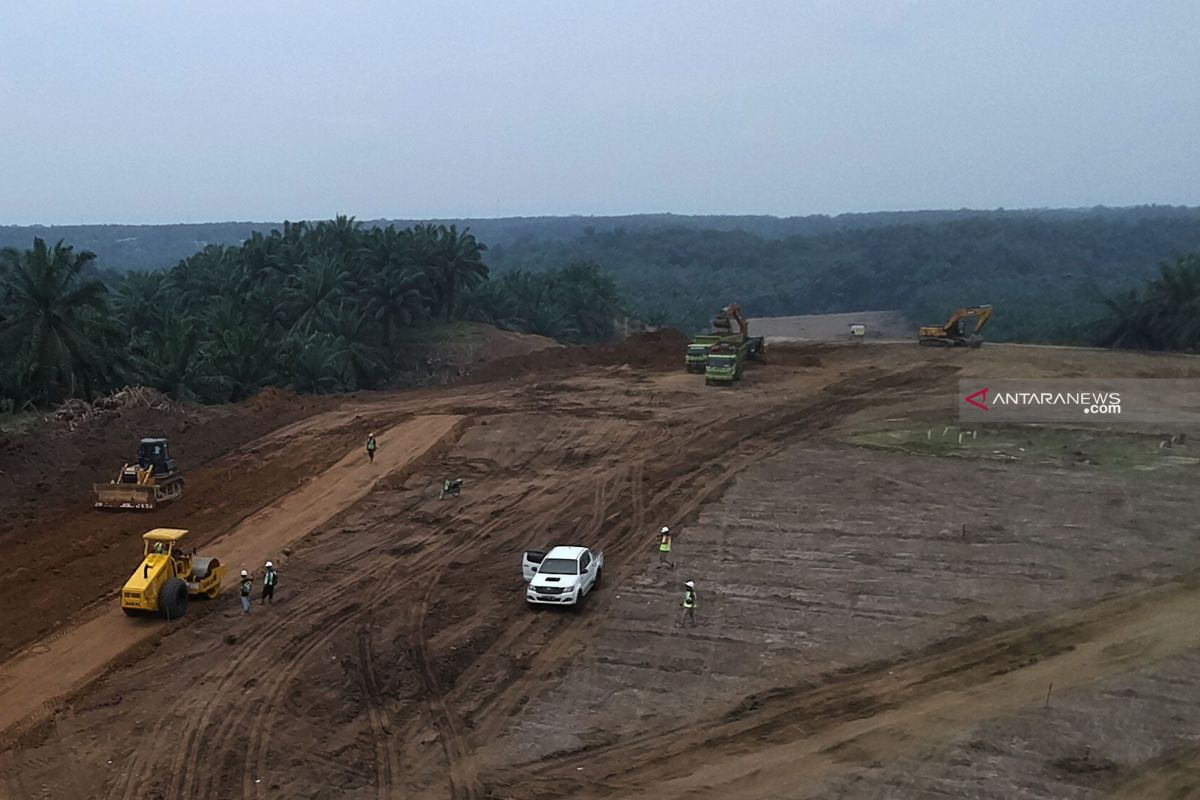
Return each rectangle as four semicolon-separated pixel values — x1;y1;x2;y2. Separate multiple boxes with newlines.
93;483;158;510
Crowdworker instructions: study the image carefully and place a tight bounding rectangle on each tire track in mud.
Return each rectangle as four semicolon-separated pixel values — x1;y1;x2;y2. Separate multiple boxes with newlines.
103;542;386;800
397;363;955;794
396;364;946;796
402;420;637;799
355;625;401;800
70;361;960;799
493;579;1200;799
453;465;631;745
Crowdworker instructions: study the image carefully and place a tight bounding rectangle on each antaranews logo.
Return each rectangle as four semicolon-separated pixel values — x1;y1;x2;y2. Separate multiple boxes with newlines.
958;379;1147;423
965;387;989;410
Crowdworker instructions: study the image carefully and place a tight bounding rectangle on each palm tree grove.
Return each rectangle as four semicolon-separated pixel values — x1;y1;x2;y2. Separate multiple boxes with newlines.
0;217;625;411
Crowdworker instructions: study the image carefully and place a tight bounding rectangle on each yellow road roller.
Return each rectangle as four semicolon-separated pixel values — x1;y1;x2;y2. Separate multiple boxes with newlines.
120;528;224;620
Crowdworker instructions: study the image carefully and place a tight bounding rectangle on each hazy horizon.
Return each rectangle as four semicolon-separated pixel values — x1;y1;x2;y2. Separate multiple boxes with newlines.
2;1;1197;225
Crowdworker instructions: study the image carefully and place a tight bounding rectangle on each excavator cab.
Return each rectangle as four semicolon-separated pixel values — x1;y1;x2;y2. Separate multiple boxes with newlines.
918;305;993;347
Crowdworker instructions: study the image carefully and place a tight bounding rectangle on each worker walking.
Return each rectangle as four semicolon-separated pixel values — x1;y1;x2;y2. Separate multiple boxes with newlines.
239;570;253;615
366;433;378;463
678;580;698;627
657;526;675;569
261;561;278;605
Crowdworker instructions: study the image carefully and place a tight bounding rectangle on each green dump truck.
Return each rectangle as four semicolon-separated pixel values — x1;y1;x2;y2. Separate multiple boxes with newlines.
684;332;742;373
704;336;764;385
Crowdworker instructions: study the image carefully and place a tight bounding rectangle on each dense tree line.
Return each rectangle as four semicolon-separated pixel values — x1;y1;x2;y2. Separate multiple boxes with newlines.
0;218;624;411
487;215;1200;341
5;206;1196;274
1096;255;1200;351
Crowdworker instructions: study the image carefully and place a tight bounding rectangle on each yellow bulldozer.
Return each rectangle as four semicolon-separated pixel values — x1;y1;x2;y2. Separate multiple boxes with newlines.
918;305;993;348
121;528;225;619
94;437;185;510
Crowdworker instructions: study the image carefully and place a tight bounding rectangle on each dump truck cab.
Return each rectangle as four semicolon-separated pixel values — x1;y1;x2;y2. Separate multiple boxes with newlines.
685;332;737;372
121;528;224;619
705;340;748;385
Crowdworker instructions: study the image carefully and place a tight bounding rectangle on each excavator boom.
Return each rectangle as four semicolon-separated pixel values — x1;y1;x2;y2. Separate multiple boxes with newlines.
712;303;749;337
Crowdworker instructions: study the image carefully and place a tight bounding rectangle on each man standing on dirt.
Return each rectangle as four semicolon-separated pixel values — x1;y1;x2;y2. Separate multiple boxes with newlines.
366;433;378;463
239;569;253;615
261;561;277;605
678;580;697;627
658;526;675;569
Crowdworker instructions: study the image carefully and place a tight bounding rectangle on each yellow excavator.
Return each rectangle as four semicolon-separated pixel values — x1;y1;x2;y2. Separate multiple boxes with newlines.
713;303;748;336
918;305;993;348
712;304;766;356
120;528;225;619
94;437;185;510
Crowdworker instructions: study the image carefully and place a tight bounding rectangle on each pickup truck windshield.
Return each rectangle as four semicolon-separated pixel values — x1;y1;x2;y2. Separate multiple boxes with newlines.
537;558;579;575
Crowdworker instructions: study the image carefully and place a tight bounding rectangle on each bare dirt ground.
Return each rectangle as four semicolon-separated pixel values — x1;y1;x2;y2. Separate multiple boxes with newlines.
1;335;1198;800
750;310;912;341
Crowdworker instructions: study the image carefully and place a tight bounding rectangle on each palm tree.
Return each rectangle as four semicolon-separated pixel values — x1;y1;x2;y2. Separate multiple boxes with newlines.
278;330;353;394
413;224;488;321
201;326;278;402
0;238;114;404
112;270;168;336
132;316;205;401
278;255;355;333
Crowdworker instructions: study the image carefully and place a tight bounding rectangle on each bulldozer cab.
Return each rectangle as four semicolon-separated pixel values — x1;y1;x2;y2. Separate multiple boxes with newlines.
137;438;172;473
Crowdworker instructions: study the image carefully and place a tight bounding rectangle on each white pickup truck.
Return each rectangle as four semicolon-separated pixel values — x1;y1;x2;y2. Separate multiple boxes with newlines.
522;545;604;608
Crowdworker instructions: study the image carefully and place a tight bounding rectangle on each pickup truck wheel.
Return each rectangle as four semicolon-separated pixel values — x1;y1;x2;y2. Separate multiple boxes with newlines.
594;568;603;589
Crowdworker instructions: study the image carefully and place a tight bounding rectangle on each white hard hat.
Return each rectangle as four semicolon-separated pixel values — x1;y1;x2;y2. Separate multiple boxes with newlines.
265;561;273;568
685;580;695;588
660;526;670;533
241;569;248;577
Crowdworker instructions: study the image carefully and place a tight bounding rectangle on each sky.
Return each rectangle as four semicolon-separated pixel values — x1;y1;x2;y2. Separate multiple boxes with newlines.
1;1;1197;224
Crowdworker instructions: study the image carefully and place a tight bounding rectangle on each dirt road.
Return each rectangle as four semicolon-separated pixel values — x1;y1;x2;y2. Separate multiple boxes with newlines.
1;337;1198;799
0;414;463;740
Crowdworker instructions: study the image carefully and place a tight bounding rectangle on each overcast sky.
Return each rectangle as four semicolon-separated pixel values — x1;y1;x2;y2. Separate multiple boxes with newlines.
1;1;1197;224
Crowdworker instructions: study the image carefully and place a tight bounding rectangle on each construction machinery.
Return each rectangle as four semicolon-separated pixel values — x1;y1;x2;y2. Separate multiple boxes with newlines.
94;437;184;510
702;303;765;385
685;303;765;374
120;528;225;619
918;305;993;348
704;339;751;385
685;331;741;372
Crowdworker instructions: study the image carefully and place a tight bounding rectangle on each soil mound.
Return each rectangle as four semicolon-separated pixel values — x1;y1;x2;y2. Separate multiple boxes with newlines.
472;327;560;362
0;391;316;539
463;327;688;383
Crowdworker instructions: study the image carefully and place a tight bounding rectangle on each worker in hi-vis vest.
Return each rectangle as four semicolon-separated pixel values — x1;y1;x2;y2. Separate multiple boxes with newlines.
678;580;697;627
261;561;278;605
658;526;675;570
239;570;253;615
